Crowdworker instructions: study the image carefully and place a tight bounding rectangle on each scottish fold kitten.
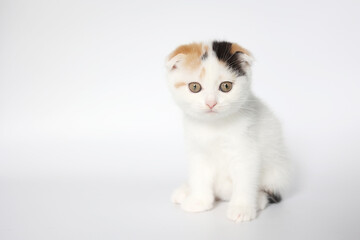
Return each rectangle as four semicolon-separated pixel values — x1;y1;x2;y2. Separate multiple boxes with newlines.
166;41;290;222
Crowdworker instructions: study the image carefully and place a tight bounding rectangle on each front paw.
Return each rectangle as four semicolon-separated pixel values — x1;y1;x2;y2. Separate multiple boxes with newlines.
227;204;257;222
181;195;214;212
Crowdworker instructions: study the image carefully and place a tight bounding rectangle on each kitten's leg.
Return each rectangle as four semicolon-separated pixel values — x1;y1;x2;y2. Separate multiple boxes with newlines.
171;184;189;204
181;154;214;212
227;149;260;222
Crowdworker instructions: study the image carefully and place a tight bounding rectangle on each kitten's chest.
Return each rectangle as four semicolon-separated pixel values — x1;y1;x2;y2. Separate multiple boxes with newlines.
184;118;247;151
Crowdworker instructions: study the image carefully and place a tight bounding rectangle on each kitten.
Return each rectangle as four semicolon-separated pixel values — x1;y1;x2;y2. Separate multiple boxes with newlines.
165;41;290;222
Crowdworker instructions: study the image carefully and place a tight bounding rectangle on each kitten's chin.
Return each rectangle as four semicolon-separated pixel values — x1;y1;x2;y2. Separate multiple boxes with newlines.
184;109;233;121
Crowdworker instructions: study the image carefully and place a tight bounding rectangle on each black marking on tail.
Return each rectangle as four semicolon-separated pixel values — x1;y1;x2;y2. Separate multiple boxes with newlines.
266;191;282;204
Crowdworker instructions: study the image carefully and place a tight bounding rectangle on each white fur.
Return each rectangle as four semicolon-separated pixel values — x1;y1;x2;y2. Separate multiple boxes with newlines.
166;43;290;222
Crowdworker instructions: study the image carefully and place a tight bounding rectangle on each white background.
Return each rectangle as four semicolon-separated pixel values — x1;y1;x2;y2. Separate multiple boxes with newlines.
1;0;360;239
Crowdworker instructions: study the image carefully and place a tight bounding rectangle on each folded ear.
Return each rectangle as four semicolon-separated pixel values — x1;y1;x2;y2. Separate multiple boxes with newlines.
165;53;185;71
231;43;254;67
236;52;254;73
212;41;253;76
165;43;204;71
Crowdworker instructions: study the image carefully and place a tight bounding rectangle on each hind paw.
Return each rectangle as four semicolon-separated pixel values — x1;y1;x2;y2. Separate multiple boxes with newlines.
257;191;269;211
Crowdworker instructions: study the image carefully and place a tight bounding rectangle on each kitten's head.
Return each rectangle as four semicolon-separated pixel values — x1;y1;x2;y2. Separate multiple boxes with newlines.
166;41;253;120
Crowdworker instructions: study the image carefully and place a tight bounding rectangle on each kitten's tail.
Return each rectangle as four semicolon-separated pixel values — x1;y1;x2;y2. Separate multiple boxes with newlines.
264;190;282;204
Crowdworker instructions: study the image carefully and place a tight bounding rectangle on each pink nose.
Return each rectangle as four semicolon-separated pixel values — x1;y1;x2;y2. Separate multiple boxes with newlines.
206;102;217;109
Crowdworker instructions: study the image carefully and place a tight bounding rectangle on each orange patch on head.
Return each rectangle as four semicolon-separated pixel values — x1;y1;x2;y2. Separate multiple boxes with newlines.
174;82;186;88
231;43;251;56
169;43;204;69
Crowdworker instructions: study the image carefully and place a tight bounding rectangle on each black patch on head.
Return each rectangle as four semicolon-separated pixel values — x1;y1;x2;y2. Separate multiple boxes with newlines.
266;191;282;204
201;51;208;60
212;41;246;76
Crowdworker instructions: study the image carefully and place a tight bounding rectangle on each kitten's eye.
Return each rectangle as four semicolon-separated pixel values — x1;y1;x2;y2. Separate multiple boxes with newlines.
188;82;202;93
219;81;233;92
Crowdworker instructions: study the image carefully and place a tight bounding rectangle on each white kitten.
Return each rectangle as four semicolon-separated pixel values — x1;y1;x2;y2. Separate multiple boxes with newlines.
166;41;290;222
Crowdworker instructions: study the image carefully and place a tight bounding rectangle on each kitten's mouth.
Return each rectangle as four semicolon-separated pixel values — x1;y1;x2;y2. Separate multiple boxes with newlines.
206;110;217;114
